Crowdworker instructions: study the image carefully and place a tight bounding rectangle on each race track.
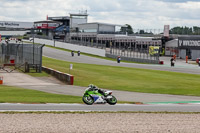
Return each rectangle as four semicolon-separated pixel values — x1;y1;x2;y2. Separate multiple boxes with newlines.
1;103;200;112
1;42;200;112
43;46;200;75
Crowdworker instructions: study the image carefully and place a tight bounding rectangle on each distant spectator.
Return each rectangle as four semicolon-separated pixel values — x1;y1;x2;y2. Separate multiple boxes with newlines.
170;56;175;67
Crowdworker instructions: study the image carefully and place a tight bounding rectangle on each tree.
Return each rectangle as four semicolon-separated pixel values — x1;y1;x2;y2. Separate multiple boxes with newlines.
120;24;133;34
139;30;145;34
170;26;200;35
193;26;200;35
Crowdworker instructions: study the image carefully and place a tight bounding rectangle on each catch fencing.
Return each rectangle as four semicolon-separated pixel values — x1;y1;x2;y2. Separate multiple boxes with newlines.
0;43;44;72
106;47;160;64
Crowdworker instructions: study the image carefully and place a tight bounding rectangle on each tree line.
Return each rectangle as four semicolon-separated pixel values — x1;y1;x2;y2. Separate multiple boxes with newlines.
121;24;200;35
169;26;200;35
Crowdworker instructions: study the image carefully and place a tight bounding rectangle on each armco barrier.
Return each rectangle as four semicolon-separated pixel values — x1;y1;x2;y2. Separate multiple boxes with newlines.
42;66;74;85
106;53;160;64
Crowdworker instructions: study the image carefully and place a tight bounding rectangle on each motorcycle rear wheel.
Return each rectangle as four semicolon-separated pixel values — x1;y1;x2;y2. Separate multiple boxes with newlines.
82;95;94;105
107;95;117;105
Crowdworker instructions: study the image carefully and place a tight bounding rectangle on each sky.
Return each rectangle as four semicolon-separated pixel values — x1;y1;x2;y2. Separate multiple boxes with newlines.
0;0;200;29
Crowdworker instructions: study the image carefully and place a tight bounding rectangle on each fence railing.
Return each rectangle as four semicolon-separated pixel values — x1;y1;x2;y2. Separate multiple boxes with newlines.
105;47;160;64
0;43;44;72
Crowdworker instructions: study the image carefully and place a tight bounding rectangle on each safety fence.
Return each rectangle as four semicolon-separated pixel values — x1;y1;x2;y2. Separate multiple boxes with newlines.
105;47;160;64
0;43;44;72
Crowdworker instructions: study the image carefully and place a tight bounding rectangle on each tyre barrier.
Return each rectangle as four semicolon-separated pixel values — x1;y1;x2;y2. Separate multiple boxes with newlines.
42;66;74;85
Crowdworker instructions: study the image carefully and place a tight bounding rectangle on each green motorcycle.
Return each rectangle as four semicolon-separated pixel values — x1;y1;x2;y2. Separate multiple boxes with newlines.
82;87;117;105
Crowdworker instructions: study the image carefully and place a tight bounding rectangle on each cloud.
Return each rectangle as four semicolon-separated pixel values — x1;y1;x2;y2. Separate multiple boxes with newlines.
0;0;200;29
156;0;200;3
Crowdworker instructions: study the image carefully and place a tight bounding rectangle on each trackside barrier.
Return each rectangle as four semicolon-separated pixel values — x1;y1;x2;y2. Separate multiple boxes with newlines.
106;53;160;64
42;66;74;85
70;75;74;85
159;61;164;65
0;77;3;84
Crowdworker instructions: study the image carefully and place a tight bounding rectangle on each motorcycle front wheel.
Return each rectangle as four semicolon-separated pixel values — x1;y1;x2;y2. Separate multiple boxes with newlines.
107;95;117;105
82;95;94;105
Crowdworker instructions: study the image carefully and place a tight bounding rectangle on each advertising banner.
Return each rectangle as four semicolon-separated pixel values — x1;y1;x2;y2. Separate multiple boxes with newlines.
149;46;159;55
36;23;57;29
0;21;33;29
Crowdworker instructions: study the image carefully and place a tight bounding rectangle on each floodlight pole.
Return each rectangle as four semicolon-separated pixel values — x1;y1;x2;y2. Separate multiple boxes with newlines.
32;25;35;65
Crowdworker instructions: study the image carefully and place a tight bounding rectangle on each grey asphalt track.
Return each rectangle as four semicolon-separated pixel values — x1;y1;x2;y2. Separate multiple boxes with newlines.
1;103;200;112
43;46;200;75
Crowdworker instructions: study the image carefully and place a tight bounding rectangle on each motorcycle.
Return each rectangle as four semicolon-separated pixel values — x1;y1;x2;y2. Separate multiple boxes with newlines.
82;88;117;105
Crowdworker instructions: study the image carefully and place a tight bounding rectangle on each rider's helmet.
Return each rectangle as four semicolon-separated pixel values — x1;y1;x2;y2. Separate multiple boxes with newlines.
88;84;97;89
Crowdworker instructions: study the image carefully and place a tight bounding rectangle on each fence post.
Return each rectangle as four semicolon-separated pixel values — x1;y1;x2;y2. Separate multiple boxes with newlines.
39;44;45;72
25;62;29;73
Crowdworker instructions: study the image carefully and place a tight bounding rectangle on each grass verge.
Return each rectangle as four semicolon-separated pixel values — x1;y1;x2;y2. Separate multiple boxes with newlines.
0;85;130;104
43;56;200;96
0;85;82;103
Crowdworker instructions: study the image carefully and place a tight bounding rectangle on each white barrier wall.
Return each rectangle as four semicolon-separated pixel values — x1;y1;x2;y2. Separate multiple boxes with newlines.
0;31;28;36
34;38;106;57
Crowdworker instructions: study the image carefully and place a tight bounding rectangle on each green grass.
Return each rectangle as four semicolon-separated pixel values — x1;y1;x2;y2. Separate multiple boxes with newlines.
0;84;130;104
43;56;200;96
0;85;82;103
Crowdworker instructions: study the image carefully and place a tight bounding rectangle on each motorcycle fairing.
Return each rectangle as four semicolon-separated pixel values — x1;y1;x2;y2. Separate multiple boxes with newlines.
91;94;105;103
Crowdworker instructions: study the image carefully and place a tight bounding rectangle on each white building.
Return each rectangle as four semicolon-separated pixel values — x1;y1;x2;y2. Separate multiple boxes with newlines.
0;21;33;36
0;21;33;29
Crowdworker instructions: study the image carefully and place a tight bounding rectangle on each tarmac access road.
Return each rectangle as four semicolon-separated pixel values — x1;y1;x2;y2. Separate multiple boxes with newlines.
43;46;200;75
1;103;200;112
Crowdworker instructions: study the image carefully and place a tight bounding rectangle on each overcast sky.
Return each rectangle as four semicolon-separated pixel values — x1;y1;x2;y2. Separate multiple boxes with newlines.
0;0;200;29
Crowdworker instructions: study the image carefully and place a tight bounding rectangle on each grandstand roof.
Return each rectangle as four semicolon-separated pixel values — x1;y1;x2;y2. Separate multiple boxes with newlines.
34;20;62;24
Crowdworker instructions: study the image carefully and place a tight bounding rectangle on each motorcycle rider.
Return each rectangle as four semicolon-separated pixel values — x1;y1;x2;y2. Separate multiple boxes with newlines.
88;84;105;95
71;51;74;57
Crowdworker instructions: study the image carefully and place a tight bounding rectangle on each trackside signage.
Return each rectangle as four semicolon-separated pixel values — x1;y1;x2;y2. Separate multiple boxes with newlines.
0;21;33;29
179;40;200;47
0;22;19;27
